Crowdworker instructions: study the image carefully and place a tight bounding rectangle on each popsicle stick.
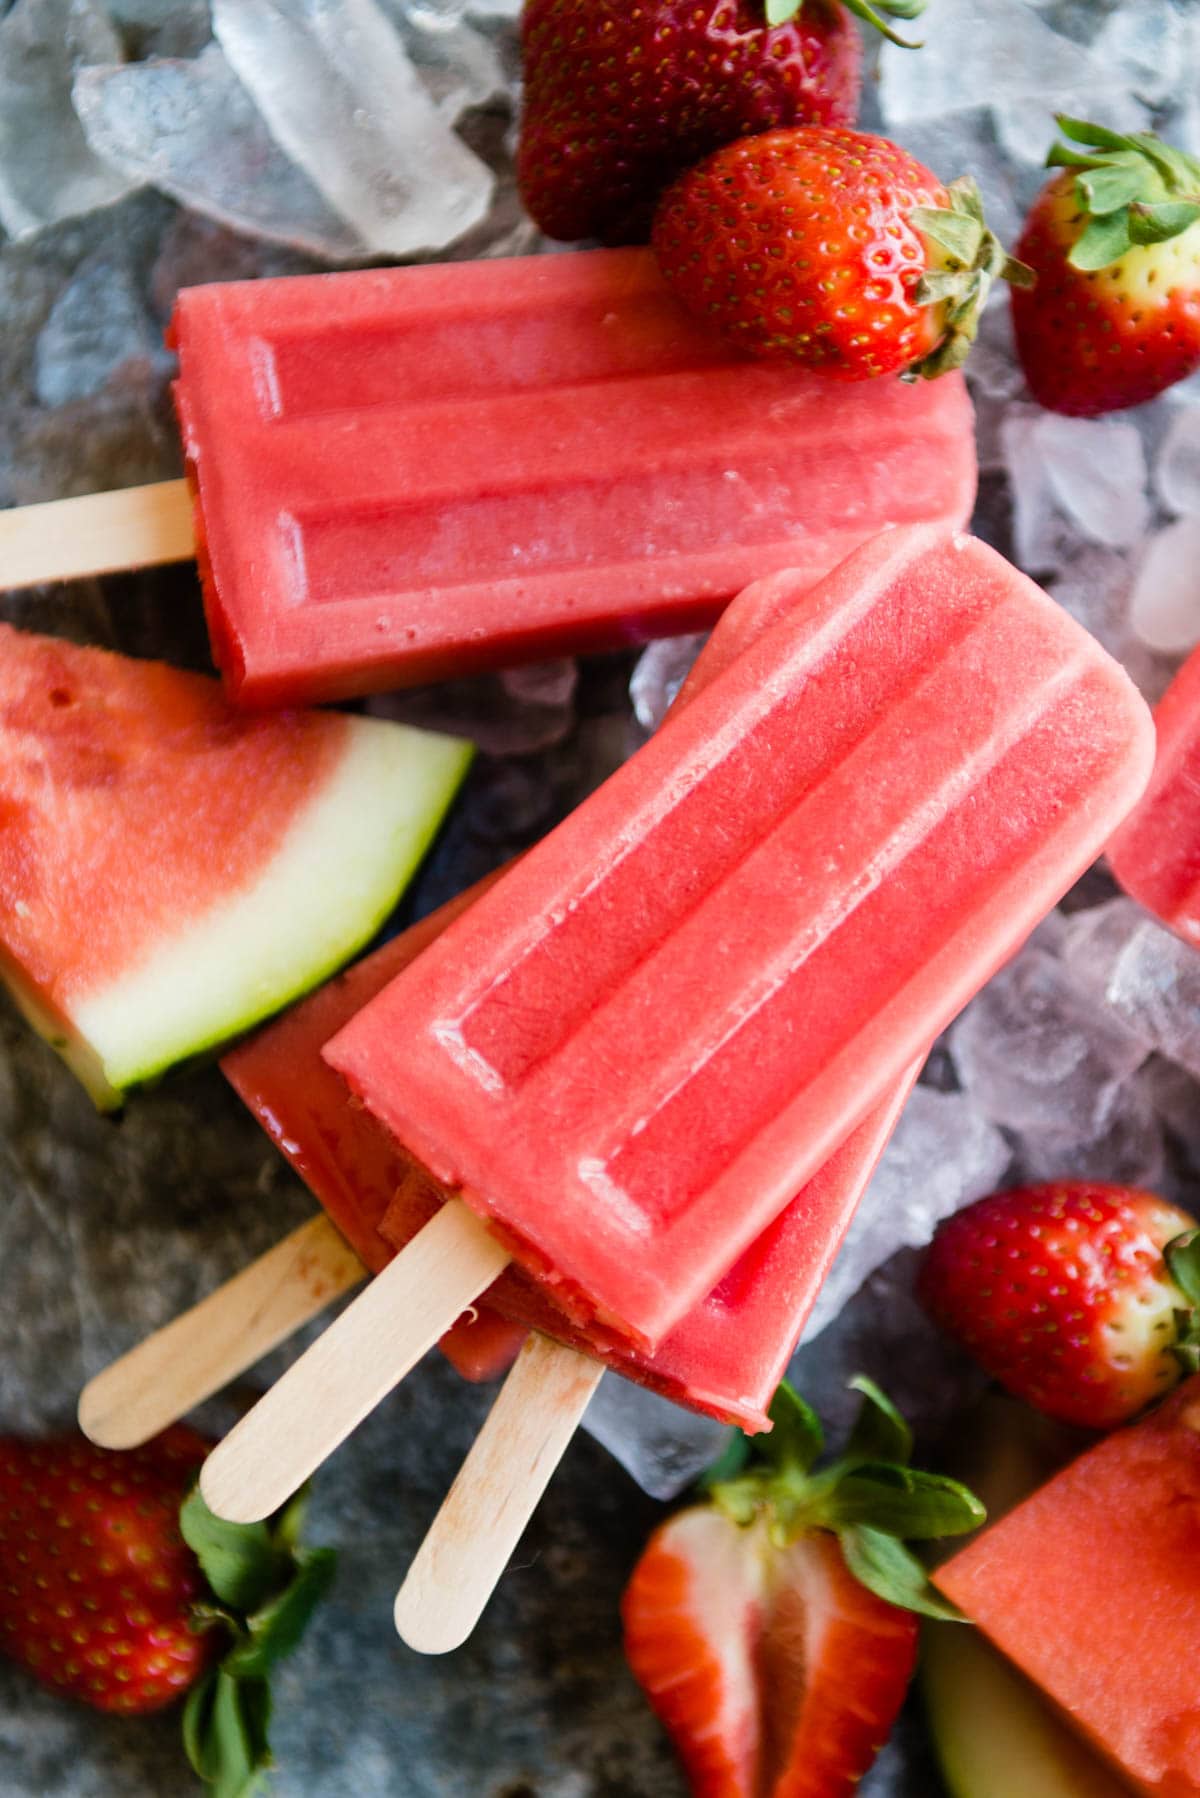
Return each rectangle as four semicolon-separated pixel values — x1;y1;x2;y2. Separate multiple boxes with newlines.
78;1215;366;1451
395;1334;604;1655
200;1198;510;1524
0;479;194;589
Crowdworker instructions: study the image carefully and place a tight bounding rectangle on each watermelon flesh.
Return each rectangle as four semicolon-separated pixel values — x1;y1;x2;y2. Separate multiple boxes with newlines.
935;1376;1200;1797
0;624;471;1108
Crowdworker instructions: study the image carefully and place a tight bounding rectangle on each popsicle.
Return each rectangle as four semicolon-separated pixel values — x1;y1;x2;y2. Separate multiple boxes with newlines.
1108;642;1200;945
166;247;977;706
325;526;1157;1355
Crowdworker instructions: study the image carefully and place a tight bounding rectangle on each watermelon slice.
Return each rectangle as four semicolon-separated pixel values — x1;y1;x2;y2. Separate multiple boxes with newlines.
0;624;471;1108
935;1375;1200;1797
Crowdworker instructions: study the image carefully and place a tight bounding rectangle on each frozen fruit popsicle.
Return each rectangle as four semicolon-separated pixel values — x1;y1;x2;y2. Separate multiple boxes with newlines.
325;526;1157;1352
1108;643;1200;946
169;247;976;706
225;870;915;1431
935;1375;1200;1796
0;623;470;1110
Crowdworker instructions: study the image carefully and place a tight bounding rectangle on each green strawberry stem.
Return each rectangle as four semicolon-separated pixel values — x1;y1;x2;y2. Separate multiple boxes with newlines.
908;177;1034;379
765;0;926;49
708;1379;985;1623
1046;116;1200;270
180;1487;336;1798
1166;1228;1200;1376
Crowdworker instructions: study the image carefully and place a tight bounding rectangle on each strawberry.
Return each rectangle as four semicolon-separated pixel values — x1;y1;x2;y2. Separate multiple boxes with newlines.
918;1182;1200;1429
622;1380;984;1798
1011;117;1200;416
651;126;1029;379
517;0;925;245
0;1427;333;1795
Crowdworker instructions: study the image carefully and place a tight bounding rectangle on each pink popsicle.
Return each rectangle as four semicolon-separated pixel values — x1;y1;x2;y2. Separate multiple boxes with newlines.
224;560;913;1430
170;248;976;706
1108;644;1200;945
325;526;1156;1351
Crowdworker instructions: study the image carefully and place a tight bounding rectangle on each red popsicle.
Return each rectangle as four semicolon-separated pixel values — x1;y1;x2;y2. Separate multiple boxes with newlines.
1108;642;1200;945
225;880;913;1431
325;527;1157;1351
170;248;977;706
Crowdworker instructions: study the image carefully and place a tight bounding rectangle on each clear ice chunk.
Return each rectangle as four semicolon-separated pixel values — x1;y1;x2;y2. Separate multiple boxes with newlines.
629;635;707;733
1156;405;1200;518
1046;546;1132;660
74;46;365;261
1061;899;1200;1083
1128;517;1200;655
1001;406;1149;577
950;946;1148;1139
1010;1072;1167;1192
211;0;495;258
879;0;1117;126
800;1088;1011;1344
0;0;136;239
582;1375;729;1501
33;248;166;408
367;661;578;757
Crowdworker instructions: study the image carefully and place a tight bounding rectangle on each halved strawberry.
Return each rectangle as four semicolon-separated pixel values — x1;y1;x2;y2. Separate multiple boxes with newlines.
622;1381;983;1798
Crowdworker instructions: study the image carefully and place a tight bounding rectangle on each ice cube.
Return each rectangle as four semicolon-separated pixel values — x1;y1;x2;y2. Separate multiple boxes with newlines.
879;0;1114;126
1009;1071;1167;1192
1001;407;1150;578
1091;0;1198;109
0;0;136;239
74;47;365;261
1156;405;1200;517
1062;899;1200;1083
629;635;707;733
33;248;166;408
1128;518;1200;655
1035;414;1150;551
950;946;1148;1138
581;1376;728;1501
211;0;495;258
367;662;578;757
800;1088;1011;1344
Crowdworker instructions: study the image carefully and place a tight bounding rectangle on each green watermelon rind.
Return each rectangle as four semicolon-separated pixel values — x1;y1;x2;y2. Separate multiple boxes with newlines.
38;716;471;1110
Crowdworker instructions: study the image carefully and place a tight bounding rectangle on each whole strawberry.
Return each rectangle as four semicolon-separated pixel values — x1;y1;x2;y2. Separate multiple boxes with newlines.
652;126;1029;379
622;1380;983;1798
0;1427;333;1793
1012;117;1200;415
919;1182;1200;1429
518;0;924;244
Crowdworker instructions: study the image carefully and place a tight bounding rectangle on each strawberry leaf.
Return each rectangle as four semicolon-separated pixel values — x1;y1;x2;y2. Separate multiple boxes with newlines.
840;0;926;49
839;1527;968;1623
763;1380;824;1474
180;1483;333;1798
1129;200;1200;244
1071;212;1134;271
181;1491;291;1615
1079;162;1146;215
845;1376;913;1467
184;1668;268;1798
1167;1229;1200;1308
224;1549;337;1681
820;1465;986;1539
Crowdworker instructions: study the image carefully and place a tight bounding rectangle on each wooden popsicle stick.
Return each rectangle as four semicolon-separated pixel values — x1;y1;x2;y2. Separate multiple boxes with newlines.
200;1198;510;1524
395;1334;604;1655
0;479;194;589
78;1214;366;1451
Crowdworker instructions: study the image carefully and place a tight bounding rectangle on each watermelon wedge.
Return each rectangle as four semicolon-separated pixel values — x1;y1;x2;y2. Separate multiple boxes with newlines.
0;624;471;1108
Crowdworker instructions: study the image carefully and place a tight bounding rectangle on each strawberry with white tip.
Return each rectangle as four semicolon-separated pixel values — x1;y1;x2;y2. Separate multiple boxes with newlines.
919;1181;1200;1429
1011;117;1200;415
